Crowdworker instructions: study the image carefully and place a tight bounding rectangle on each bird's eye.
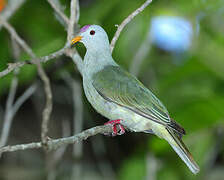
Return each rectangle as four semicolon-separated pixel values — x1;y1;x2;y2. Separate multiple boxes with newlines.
90;30;95;35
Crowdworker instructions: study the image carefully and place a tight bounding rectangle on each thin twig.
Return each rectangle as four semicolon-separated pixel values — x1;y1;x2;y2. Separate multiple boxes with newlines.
0;37;36;149
40;67;52;150
5;75;18;116
0;124;112;154
0;38;20;148
67;0;79;42
11;35;21;59
63;0;82;74
0;46;68;78
0;1;80;79
110;0;152;52
0;73;18;148
0;61;26;78
75;0;80;24
0;18;53;150
47;0;69;26
0;0;26;30
62;0;83;77
11;84;37;119
0;18;35;58
0;84;36;148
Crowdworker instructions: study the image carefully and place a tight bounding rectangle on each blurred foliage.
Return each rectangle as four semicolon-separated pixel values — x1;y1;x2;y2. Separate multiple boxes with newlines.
0;0;224;180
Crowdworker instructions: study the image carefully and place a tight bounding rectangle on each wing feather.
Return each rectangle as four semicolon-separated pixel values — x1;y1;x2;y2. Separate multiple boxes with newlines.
92;65;185;135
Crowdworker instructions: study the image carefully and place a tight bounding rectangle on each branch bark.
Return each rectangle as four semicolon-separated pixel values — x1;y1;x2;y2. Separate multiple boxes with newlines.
0;84;36;148
0;18;53;150
0;37;36;149
47;0;69;27
110;0;152;52
67;0;80;42
0;71;18;148
0;0;26;30
0;18;35;58
0;46;67;78
0;125;112;154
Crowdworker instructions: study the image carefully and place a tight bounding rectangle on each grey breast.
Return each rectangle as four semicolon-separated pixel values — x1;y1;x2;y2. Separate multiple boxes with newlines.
83;77;117;120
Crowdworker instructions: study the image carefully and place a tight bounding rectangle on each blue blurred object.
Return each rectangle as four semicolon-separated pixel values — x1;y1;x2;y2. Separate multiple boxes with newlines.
150;16;193;53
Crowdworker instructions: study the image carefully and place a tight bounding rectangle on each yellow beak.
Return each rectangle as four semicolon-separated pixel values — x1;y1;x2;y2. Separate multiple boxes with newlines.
71;36;82;45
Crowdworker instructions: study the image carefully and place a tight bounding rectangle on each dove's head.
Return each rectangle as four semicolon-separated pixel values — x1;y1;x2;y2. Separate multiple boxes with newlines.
71;25;111;53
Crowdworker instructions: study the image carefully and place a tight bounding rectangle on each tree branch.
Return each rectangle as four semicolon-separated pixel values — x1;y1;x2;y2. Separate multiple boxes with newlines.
11;84;37;119
0;0;26;30
0;18;35;58
65;0;83;76
0;72;18;148
67;0;79;42
47;0;69;27
110;0;152;52
1;37;25;149
0;18;53;150
0;125;112;154
0;46;67;78
0;84;36;148
40;68;52;150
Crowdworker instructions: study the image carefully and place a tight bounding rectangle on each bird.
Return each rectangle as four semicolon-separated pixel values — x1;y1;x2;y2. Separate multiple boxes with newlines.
71;24;200;174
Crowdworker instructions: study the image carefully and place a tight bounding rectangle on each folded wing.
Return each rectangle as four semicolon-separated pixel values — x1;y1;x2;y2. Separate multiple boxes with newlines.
92;65;185;135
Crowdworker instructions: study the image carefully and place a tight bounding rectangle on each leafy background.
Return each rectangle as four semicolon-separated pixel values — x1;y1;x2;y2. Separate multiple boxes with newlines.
0;0;224;179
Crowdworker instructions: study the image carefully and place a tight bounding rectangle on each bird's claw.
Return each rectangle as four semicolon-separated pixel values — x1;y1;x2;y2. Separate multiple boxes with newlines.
104;119;125;136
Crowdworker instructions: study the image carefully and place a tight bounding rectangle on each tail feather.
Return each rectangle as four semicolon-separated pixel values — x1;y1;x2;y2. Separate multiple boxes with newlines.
166;127;200;174
169;118;186;138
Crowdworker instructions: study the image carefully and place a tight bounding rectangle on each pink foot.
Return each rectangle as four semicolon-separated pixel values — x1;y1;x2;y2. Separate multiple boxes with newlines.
104;119;125;136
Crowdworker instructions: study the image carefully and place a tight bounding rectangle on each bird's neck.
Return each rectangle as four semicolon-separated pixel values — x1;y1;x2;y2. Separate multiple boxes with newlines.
83;48;117;79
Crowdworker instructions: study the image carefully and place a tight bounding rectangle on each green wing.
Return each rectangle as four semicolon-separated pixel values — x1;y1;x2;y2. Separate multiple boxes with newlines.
92;65;185;134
